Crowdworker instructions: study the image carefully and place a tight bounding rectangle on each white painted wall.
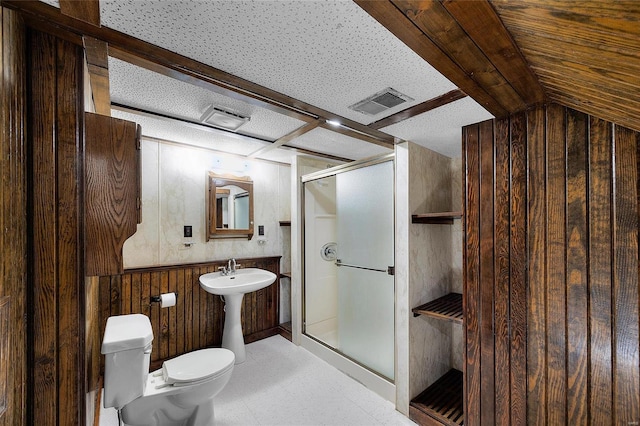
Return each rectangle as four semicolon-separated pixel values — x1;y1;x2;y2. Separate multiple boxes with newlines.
123;137;291;272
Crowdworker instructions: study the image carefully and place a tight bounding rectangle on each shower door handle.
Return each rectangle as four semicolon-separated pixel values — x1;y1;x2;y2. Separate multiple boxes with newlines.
335;259;394;275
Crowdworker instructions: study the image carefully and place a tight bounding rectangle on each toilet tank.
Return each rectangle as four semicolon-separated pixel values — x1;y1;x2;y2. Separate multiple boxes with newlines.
101;314;154;409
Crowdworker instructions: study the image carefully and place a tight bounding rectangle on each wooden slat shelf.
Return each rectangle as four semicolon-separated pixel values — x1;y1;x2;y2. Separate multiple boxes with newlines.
412;211;462;224
410;369;464;426
413;293;463;323
279;220;291;226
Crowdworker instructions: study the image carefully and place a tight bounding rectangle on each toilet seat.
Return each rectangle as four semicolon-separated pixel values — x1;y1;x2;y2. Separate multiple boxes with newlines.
161;348;235;387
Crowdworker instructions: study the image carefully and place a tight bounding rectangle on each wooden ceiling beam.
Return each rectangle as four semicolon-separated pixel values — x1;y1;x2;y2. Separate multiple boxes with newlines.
391;0;526;112
247;120;322;158
440;0;545;106
59;0;100;27
83;36;111;115
4;0;396;149
369;89;467;130
355;0;508;117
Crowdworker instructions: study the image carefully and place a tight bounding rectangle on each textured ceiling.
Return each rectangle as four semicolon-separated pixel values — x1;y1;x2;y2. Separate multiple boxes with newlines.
99;0;459;126
39;0;494;160
382;97;493;158
109;57;306;141
287;127;392;160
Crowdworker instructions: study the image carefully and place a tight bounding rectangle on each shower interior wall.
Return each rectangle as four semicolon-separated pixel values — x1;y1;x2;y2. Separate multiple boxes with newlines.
395;141;463;414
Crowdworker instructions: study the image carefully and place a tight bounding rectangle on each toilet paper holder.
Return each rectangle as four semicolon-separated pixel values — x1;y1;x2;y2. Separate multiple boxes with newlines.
150;293;178;304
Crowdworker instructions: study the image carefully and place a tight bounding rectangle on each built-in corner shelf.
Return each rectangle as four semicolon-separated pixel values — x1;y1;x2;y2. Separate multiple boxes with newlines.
412;293;463;323
411;211;462;225
279;221;291;226
280;272;291;279
409;369;464;426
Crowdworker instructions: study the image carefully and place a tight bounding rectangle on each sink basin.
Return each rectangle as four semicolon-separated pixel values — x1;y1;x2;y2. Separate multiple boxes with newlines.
199;268;277;364
199;268;276;295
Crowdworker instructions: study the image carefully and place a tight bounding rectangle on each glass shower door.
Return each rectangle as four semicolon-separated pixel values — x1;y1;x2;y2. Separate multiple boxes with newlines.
303;158;395;381
336;161;394;380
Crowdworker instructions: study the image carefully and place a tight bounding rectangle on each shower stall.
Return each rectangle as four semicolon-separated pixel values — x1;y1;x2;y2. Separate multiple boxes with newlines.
301;155;395;394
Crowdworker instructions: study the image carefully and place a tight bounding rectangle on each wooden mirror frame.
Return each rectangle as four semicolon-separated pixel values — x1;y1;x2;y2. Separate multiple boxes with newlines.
206;172;254;240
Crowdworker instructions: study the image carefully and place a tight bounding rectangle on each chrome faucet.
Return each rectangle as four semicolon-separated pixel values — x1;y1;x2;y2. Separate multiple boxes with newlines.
228;258;237;274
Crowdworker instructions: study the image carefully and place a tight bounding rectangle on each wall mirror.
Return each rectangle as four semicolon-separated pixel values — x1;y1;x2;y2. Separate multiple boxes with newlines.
207;172;254;240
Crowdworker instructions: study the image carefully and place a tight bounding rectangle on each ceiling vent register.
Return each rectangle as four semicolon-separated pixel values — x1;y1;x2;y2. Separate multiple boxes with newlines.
200;105;251;131
349;87;413;116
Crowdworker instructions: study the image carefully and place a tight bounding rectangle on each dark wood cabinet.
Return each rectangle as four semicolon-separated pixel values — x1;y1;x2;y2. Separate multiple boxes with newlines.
84;112;141;276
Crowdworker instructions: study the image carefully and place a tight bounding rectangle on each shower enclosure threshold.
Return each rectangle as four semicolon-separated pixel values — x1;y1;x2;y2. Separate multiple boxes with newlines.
300;334;395;403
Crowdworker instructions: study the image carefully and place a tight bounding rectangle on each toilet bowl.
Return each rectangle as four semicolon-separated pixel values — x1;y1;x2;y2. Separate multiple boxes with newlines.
102;314;235;426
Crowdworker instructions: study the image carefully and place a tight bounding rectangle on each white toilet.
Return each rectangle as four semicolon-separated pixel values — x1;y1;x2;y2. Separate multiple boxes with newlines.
101;314;235;426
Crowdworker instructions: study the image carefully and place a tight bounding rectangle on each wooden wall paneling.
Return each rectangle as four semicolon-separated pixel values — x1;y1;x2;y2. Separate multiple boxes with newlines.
149;273;160;363
493;117;510;425
612;125;640;424
160;271;169;360
84;277;101;392
565;109;589;424
132;273;141;317
58;36;85;424
587;116;613;424
121;274;131;315
185;268;194;353
192;267;201;352
28;29;86;425
209;265;218;346
465;104;640;424
199;267;208;349
0;7;27;426
55;35;84;418
526;106;548;423
508;113;527;425
545;103;568;425
463;123;480;426
176;269;185;356
168;269;177;357
28;29;58;424
478;119;495;425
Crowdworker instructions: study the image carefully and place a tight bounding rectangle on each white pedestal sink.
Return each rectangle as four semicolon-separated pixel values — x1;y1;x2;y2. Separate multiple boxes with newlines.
199;268;276;363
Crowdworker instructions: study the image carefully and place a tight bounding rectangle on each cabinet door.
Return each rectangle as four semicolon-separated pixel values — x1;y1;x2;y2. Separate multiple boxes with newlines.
84;112;141;276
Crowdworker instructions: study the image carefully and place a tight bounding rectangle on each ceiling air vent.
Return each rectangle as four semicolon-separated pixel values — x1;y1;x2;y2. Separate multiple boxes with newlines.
200;105;250;131
349;87;413;116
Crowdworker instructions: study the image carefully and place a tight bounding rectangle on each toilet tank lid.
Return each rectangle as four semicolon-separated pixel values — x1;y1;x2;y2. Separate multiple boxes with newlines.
101;314;154;354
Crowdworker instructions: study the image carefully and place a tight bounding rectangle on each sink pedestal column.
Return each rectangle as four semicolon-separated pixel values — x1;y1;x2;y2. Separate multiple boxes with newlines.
221;293;246;364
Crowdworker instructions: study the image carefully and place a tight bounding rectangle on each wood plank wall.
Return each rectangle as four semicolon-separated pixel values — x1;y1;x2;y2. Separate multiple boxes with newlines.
97;257;280;371
0;8;27;425
463;103;640;425
26;29;86;425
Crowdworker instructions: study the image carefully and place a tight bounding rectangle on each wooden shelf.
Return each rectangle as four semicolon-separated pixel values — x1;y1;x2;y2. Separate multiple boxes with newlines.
410;369;463;426
413;293;463;323
412;211;462;224
279;220;291;226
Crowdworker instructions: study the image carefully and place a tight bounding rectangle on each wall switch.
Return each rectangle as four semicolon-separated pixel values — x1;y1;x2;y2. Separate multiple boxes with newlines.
184;225;192;238
258;225;264;236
